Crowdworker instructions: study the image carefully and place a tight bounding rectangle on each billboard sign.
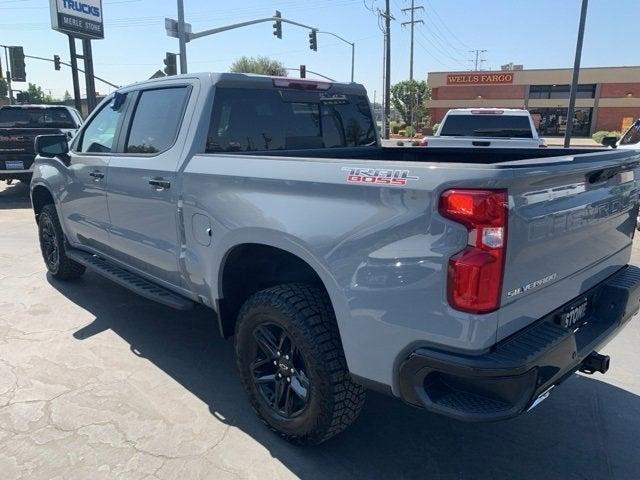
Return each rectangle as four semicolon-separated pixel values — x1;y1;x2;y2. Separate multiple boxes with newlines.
50;0;104;39
447;72;514;85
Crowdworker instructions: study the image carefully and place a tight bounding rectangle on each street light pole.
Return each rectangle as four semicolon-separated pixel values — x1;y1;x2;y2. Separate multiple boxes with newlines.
317;31;355;82
564;0;589;148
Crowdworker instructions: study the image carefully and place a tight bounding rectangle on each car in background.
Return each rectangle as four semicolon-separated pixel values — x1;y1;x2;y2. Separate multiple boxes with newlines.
420;108;546;148
0;104;82;184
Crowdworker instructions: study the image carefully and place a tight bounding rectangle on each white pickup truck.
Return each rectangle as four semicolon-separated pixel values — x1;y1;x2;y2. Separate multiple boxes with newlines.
420;108;546;148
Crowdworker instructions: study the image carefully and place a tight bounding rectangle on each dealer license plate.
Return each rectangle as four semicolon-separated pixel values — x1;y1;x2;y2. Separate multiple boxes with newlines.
5;160;24;170
558;298;588;329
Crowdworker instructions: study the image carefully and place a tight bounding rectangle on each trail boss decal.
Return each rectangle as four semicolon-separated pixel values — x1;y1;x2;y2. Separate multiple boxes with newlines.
343;167;419;186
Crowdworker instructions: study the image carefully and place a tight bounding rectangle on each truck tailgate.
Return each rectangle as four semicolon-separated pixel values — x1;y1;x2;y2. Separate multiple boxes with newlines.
0;128;61;155
498;150;640;339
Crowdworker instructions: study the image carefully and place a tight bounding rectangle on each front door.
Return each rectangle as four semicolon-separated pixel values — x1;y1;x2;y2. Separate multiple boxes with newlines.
60;96;127;253
106;85;192;287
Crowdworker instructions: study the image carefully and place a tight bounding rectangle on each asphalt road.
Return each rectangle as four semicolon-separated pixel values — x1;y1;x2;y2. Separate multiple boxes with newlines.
1;180;639;480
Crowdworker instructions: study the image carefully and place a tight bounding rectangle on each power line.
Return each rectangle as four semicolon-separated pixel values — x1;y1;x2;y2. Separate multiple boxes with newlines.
427;1;472;50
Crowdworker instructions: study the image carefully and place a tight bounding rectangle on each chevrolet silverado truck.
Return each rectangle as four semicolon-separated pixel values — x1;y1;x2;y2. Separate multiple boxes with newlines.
30;73;640;445
0;104;82;184
420;108;546;148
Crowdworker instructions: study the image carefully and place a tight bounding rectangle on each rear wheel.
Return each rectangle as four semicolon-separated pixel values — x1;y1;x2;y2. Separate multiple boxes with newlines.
235;284;365;445
38;204;85;280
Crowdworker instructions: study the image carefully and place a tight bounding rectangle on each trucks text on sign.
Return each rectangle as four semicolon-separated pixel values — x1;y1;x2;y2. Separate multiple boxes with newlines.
49;0;104;39
446;72;514;85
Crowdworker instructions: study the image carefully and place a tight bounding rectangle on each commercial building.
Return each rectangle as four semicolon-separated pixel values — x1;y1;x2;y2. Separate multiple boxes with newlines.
426;66;640;136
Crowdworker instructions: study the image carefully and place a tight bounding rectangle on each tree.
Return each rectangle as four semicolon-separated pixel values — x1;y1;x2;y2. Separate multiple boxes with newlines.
0;78;7;98
390;80;430;128
25;83;55;104
63;90;72;101
229;56;287;77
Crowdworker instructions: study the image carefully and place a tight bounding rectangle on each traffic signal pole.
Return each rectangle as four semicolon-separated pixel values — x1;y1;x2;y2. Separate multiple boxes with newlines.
67;36;82;111
2;46;14;105
177;0;188;74
564;0;589;148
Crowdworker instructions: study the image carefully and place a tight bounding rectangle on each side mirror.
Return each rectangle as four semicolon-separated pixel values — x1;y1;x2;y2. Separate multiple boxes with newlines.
34;134;69;158
601;136;619;148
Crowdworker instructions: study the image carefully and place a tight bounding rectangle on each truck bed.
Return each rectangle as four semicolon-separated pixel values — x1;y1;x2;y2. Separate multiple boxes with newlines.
232;145;606;165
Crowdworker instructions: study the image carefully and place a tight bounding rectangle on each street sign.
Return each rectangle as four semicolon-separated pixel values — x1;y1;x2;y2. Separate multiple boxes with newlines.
49;0;104;40
165;18;192;39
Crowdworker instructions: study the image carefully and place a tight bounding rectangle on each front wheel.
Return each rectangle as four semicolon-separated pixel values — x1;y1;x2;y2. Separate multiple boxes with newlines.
235;284;365;445
38;204;85;280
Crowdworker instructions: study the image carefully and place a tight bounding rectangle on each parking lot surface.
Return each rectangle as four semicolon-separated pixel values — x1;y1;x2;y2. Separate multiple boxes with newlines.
1;180;639;480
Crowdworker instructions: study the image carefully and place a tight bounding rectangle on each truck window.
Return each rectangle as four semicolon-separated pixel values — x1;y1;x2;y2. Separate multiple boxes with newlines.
78;98;125;153
440;115;534;138
125;87;190;154
619;120;640;146
0;107;77;129
206;88;376;152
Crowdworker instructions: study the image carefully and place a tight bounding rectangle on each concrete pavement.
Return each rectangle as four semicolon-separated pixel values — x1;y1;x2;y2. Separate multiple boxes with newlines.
1;180;639;480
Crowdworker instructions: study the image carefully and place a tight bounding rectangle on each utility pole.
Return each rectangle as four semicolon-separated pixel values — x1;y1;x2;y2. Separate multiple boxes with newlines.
469;49;487;71
382;0;392;139
401;0;423;81
564;0;588;148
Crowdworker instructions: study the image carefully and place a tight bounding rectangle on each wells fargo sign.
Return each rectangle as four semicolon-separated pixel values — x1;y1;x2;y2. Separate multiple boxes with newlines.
447;72;514;85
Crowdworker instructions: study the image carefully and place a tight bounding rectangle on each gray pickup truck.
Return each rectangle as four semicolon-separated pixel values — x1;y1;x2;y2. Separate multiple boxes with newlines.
30;73;640;445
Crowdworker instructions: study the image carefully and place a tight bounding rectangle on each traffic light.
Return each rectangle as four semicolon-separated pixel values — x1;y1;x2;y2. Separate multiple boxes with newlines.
300;65;306;79
309;30;317;51
54;55;61;71
163;52;177;76
8;46;26;82
273;10;282;39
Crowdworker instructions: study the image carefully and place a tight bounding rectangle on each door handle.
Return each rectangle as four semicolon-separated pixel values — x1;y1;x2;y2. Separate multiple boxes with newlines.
149;178;171;190
89;170;104;181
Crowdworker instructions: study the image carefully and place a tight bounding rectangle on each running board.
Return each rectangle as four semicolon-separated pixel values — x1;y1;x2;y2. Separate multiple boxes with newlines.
65;249;195;311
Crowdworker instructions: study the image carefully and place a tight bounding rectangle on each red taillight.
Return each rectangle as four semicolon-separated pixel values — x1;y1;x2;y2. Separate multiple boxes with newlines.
439;189;508;313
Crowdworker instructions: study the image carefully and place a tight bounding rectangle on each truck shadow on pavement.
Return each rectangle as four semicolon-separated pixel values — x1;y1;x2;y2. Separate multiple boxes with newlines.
49;271;640;480
0;180;32;209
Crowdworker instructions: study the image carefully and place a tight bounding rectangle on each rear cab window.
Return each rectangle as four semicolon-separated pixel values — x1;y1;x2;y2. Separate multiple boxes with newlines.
0;107;77;129
125;87;191;154
440;114;534;138
206;87;377;152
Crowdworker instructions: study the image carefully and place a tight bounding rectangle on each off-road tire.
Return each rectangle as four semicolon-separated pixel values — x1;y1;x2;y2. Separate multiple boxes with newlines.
38;204;86;280
235;283;366;445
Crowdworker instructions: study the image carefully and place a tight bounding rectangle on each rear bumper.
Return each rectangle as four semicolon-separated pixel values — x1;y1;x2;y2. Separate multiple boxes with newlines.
0;155;35;179
398;265;640;421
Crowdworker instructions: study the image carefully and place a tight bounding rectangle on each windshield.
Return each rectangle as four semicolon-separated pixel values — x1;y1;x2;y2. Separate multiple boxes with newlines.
206;88;377;152
0;107;77;129
440;114;534;138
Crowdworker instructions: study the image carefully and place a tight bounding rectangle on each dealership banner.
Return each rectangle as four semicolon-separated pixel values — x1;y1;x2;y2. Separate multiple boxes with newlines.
447;72;514;85
50;0;104;39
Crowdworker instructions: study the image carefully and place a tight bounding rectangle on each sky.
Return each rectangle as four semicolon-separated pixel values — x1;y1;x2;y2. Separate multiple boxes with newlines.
0;0;638;100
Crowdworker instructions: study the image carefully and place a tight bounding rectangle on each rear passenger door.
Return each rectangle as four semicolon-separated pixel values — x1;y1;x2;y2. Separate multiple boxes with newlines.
106;84;192;287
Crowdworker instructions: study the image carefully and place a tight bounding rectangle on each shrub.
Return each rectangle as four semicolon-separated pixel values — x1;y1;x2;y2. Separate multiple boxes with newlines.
405;125;416;138
398;129;406;137
396;140;405;146
592;130;621;144
392;125;400;134
411;140;420;146
431;123;440;134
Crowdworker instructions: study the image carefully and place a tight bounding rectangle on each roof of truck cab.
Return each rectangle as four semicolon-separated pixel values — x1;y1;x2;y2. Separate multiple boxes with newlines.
116;72;367;95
